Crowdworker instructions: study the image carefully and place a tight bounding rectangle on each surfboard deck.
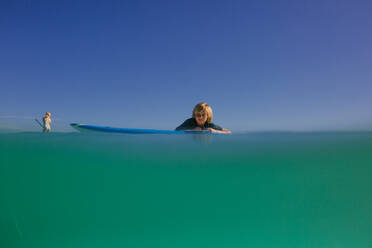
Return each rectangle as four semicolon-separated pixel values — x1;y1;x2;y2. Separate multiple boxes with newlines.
70;123;211;134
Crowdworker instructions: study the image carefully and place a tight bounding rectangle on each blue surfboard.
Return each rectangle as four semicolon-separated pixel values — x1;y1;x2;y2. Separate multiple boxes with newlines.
70;123;211;134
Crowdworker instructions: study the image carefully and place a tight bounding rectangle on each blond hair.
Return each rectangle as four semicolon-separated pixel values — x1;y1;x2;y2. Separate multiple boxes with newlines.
192;102;213;123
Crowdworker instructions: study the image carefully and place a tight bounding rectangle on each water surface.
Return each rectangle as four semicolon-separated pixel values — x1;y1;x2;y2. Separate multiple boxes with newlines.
1;132;371;248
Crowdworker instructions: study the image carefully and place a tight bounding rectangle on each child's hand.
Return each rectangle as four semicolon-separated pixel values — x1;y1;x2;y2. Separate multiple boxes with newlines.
194;127;202;131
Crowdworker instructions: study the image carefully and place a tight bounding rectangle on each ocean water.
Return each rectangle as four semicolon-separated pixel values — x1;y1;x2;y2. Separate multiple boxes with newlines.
1;132;371;248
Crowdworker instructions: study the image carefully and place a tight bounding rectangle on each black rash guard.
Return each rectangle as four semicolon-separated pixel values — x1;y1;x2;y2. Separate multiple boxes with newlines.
175;118;223;131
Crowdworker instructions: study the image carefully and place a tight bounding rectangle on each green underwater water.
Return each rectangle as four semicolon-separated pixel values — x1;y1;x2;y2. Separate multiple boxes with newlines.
1;132;372;248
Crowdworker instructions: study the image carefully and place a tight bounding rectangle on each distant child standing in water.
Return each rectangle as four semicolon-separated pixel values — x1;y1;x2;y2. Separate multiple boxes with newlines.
42;112;52;132
175;102;231;134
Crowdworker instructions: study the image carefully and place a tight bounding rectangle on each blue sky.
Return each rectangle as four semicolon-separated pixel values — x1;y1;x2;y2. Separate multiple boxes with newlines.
1;0;371;131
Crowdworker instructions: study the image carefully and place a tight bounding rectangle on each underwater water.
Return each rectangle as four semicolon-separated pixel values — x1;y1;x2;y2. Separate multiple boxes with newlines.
1;132;371;248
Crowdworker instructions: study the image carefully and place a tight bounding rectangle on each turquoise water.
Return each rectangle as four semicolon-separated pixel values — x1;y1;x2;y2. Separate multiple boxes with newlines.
1;132;372;248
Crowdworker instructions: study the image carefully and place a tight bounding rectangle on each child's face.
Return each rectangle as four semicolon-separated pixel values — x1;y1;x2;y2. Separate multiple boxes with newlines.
194;111;208;126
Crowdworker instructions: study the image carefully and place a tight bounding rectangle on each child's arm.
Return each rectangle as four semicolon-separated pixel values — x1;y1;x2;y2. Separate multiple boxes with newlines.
206;128;231;134
175;118;198;131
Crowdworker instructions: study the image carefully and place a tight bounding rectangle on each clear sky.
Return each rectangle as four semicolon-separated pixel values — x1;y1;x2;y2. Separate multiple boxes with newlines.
1;0;371;131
